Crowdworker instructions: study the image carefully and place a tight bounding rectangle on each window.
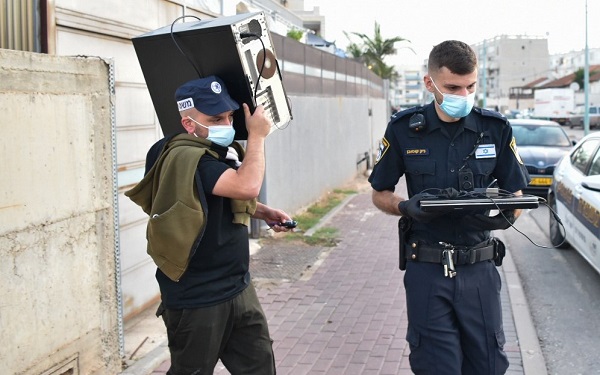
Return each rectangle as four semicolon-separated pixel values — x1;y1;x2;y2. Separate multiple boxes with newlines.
511;125;571;147
571;139;600;174
588;149;600;176
0;0;45;52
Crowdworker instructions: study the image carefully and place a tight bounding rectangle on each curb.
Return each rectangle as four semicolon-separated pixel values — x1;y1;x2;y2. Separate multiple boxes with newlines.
303;194;357;237
119;340;169;375
497;230;548;375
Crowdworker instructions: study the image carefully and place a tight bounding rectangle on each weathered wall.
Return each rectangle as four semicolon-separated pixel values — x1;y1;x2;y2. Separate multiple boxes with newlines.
0;49;120;375
264;95;387;214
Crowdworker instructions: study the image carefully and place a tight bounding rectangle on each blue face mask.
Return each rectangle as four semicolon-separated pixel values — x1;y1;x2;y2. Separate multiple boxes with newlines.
430;78;476;118
188;116;235;147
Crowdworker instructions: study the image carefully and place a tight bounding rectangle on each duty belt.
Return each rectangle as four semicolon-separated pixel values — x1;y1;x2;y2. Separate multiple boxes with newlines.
405;240;498;278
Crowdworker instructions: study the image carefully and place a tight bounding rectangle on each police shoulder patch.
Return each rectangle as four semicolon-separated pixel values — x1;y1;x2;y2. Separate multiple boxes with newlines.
510;136;524;165
375;137;390;164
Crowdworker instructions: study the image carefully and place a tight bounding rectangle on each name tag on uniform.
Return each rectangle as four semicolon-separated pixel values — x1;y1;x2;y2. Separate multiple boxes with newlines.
404;148;429;156
475;144;496;159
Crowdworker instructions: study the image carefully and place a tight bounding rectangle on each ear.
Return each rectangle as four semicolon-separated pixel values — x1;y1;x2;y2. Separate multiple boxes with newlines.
424;75;435;93
181;116;195;134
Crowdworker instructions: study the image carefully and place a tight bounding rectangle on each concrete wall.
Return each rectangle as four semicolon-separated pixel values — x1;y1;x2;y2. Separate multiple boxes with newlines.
0;49;120;375
264;95;387;214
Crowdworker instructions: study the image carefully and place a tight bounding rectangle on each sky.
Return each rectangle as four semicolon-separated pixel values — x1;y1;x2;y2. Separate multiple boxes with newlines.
303;0;600;67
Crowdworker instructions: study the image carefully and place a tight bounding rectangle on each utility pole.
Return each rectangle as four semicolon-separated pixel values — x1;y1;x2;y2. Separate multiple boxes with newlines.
482;39;487;109
584;0;590;135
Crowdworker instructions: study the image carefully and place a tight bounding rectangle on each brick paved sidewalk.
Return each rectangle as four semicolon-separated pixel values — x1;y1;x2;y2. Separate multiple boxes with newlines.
149;191;526;374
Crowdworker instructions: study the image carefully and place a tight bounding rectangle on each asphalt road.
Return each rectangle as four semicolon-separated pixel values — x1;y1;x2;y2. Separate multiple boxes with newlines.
505;205;600;375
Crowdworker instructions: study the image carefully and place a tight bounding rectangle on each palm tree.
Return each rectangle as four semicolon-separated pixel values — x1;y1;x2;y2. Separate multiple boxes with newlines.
345;22;413;80
573;68;585;91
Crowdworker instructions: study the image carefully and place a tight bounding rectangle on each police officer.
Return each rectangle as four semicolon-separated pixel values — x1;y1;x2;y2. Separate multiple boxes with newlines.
369;40;529;374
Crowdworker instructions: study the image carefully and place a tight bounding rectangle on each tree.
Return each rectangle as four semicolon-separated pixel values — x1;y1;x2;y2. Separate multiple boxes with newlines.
287;29;304;41
344;22;413;80
573;68;584;91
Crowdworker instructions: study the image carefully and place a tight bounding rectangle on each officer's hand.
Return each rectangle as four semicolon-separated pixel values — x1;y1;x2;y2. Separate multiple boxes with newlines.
398;193;443;223
461;210;516;231
243;103;271;138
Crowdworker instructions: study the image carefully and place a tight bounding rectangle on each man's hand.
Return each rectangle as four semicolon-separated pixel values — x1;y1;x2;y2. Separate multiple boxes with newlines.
460;210;516;231
255;204;294;232
398;193;443;223
243;103;271;138
214;104;269;200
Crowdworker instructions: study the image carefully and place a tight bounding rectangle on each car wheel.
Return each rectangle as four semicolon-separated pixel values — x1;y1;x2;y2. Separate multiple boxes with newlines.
548;193;569;249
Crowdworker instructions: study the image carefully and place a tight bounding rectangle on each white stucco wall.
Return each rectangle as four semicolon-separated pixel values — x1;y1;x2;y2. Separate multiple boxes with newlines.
264;95;387;214
0;49;120;375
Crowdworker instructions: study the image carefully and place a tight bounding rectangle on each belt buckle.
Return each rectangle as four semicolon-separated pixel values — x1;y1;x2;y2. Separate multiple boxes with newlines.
439;242;456;278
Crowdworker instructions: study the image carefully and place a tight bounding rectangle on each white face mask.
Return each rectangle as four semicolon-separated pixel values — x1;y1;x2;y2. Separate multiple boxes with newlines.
188;116;235;147
430;78;476;118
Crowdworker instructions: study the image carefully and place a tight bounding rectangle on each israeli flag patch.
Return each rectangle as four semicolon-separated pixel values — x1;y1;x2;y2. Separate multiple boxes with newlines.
475;144;496;159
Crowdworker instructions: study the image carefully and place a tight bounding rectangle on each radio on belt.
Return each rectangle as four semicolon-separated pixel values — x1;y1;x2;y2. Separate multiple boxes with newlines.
132;12;293;139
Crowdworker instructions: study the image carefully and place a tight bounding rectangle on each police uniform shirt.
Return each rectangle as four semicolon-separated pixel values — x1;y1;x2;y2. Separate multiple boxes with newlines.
369;102;530;246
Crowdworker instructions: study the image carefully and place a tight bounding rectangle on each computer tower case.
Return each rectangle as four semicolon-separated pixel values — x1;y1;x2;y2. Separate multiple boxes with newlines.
132;12;292;139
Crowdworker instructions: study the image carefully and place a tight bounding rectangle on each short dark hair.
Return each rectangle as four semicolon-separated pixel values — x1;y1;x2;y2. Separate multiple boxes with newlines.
428;40;477;75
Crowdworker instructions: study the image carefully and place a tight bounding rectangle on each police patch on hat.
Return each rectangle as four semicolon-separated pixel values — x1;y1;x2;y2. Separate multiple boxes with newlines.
510;136;524;165
375;137;390;164
210;81;222;94
174;76;239;116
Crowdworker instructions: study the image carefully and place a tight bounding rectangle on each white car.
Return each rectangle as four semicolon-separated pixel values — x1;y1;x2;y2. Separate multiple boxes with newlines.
548;132;600;274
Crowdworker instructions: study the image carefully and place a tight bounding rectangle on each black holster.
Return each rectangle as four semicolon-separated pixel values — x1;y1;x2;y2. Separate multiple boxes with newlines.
398;216;412;270
155;302;165;317
492;237;506;266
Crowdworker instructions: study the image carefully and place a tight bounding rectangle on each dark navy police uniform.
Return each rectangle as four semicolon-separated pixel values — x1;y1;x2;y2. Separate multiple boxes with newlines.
369;102;529;374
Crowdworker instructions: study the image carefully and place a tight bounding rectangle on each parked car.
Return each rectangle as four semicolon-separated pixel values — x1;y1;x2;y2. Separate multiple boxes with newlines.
548;132;600;274
509;119;574;196
566;105;600;129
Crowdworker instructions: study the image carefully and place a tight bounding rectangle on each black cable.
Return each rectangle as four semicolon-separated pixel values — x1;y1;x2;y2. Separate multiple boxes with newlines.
497;200;566;249
544;200;568;247
239;33;266;105
170;15;203;77
458;132;485;172
482;194;565;249
240;32;294;131
419;187;566;249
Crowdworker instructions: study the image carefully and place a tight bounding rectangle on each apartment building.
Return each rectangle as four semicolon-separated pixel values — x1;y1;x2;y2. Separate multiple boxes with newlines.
551;47;600;78
472;35;550;112
390;66;426;111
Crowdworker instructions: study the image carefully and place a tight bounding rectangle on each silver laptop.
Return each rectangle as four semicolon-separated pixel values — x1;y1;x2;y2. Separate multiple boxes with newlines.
419;196;539;212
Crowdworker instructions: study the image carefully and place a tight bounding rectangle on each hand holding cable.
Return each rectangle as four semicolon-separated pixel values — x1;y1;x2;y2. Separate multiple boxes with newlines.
460;210;516;231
